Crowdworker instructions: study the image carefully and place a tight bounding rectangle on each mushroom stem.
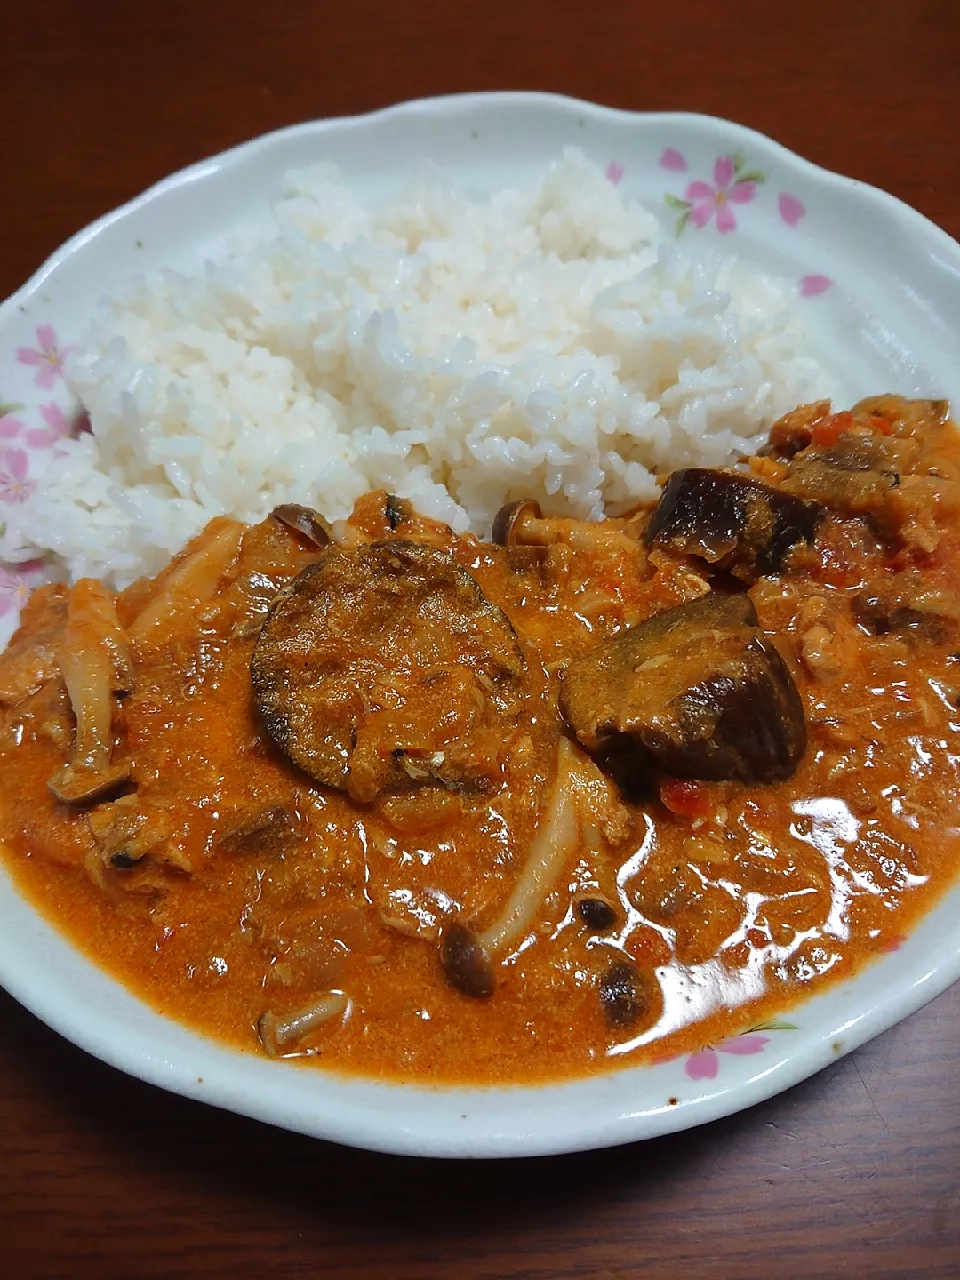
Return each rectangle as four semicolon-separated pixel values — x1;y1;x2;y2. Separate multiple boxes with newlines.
48;580;134;806
130;517;244;646
258;991;349;1057
491;498;542;546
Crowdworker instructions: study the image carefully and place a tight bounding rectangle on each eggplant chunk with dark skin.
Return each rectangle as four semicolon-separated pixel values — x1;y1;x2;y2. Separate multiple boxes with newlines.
252;539;527;804
644;468;824;582
560;593;806;787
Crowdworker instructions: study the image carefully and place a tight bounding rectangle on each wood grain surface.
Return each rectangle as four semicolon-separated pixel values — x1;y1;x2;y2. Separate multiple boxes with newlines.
3;1;960;1276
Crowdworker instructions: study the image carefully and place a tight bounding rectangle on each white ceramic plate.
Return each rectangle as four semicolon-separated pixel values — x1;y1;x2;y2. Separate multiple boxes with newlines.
2;93;960;1158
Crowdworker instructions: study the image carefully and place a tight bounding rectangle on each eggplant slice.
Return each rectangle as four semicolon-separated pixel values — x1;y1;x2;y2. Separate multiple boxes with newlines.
779;433;922;542
252;540;526;803
645;468;823;581
852;584;957;643
560;593;806;787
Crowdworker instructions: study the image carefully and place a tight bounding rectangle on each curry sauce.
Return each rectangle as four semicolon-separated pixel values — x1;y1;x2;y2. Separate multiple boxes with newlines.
2;396;960;1083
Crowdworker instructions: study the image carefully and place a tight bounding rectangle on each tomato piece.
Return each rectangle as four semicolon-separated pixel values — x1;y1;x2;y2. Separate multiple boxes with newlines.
810;411;853;448
659;778;711;818
723;941;751;968
817;562;857;588
624;929;672;968
869;413;893;436
815;534;864;588
883;546;933;573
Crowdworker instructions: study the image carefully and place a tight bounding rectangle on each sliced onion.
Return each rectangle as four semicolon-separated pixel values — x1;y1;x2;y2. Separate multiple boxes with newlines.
479;737;583;955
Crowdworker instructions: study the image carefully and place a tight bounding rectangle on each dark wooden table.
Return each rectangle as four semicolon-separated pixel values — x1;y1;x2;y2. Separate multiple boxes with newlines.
3;2;960;1276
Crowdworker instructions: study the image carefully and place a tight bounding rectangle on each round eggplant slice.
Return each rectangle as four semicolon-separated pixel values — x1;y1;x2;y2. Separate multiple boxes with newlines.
560;593;806;787
252;540;526;802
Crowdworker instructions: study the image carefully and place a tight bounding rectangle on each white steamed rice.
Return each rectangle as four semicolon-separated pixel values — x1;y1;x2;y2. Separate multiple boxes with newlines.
6;149;830;587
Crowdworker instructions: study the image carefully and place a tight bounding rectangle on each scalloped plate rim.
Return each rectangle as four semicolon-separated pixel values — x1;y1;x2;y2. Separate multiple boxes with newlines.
2;91;960;1159
5;92;960;315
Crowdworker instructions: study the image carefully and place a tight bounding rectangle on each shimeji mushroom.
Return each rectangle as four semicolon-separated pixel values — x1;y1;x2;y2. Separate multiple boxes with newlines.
48;580;134;806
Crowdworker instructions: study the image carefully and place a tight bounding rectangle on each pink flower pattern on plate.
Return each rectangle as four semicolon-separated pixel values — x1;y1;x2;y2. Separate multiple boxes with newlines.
0;562;43;618
25;403;74;449
605;160;624;186
779;193;806;227
0;333;77;629
0;448;35;504
800;274;833;298
683;1018;796;1080
664;153;766;236
658;147;688;172
16;325;75;390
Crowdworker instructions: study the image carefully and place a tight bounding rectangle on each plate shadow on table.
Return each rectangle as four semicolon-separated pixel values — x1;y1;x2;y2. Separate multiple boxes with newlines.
5;982;960;1280
2;983;755;1198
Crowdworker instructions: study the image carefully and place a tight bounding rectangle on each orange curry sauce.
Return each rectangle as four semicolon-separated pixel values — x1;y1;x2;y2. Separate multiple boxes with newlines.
2;397;960;1083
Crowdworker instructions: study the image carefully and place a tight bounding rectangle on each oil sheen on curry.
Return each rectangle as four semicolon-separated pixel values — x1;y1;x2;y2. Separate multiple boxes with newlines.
3;395;960;1083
